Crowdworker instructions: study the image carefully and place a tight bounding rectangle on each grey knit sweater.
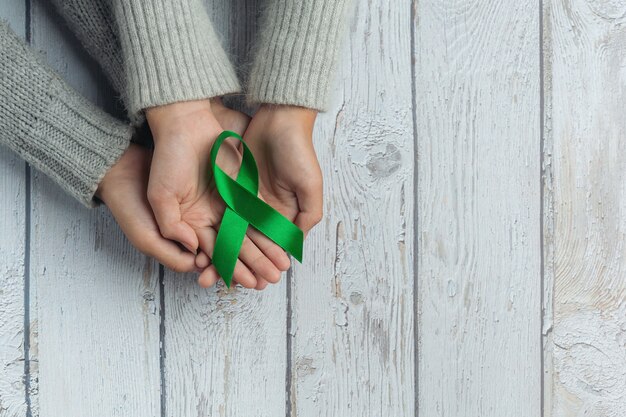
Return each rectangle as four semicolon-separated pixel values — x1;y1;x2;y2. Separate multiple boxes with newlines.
0;23;132;207
0;0;353;207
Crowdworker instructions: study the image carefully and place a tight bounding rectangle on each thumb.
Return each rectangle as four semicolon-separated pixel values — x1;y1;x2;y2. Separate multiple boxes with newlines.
147;192;199;254
293;181;324;236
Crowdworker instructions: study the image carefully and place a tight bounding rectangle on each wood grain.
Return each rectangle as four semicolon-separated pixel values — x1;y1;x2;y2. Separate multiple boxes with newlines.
162;2;287;417
288;0;415;415
414;1;542;415
27;4;161;417
2;0;625;415
0;4;27;417
547;0;626;415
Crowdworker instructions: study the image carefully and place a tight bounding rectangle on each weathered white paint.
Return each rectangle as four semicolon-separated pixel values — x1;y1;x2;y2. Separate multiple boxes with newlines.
0;5;27;417
288;0;415;415
2;1;626;416
547;1;626;415
163;279;287;417
26;4;162;417
542;2;556;413
162;2;286;417
415;1;542;415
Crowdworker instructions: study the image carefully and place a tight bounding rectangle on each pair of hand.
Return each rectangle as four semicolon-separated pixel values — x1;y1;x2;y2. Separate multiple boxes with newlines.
96;99;323;290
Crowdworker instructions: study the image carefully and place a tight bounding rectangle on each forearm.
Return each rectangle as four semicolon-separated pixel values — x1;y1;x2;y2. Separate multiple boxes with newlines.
0;23;132;207
247;0;355;111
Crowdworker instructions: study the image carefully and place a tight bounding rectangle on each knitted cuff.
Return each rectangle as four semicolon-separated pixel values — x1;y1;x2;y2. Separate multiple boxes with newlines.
247;0;354;112
0;24;132;208
113;0;241;124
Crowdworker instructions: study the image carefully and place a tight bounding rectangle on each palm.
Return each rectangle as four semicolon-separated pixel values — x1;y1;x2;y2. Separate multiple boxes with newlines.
146;101;290;289
176;140;241;233
244;122;323;236
180;144;246;247
255;153;300;222
98;144;197;273
179;188;224;230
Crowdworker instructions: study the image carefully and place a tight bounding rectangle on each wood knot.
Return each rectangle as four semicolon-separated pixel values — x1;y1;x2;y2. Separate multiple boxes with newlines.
586;0;626;20
366;144;402;178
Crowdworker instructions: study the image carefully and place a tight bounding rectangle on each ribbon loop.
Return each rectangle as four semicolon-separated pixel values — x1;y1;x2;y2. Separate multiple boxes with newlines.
210;131;304;287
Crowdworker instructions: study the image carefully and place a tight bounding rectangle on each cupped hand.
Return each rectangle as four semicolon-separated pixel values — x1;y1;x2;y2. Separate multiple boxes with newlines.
243;104;323;235
145;99;290;289
96;144;197;273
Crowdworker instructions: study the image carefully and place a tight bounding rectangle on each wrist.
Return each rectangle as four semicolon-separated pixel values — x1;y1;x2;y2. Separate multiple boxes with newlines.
258;103;318;124
146;99;218;145
96;144;147;203
258;104;317;129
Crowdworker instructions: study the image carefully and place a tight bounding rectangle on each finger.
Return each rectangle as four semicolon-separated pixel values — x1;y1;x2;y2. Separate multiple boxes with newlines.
133;230;197;273
255;278;269;291
195;226;259;289
198;265;220;288
232;260;259;289
195;251;211;269
239;234;283;284
195;225;275;288
247;228;291;271
293;181;324;236
147;191;199;254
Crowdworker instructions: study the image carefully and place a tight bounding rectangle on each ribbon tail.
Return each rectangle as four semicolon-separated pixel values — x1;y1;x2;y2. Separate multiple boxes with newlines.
213;207;248;287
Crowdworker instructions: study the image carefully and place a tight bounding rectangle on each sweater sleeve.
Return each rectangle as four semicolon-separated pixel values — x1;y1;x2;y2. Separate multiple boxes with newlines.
111;0;241;123
49;0;126;102
0;22;132;208
247;0;355;111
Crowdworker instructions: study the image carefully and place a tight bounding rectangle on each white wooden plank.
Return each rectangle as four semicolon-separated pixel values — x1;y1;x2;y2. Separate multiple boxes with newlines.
163;279;287;416
162;2;287;417
289;0;415;415
541;2;556;413
28;4;161;417
415;1;542;415
547;1;626;415
0;4;27;417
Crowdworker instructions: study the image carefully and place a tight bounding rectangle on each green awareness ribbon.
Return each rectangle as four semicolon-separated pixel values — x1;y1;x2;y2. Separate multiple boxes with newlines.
209;131;303;287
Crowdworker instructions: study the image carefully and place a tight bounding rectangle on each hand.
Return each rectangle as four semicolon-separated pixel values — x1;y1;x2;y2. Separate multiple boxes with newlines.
145;99;290;289
243;104;323;235
194;98;283;290
96;144;197;273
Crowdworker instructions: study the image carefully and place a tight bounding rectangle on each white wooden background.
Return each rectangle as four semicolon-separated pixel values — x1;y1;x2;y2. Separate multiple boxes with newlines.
1;0;625;416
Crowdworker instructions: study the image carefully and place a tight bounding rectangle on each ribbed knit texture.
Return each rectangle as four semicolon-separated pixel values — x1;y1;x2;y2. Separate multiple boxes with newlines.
112;0;241;123
0;22;132;207
247;0;355;111
50;0;126;101
0;1;355;205
52;0;353;114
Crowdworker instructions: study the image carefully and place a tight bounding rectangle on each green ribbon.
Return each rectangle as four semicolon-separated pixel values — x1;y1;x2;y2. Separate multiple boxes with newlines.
209;130;303;287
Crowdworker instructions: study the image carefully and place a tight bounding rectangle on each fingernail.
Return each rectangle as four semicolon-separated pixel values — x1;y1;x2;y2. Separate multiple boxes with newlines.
183;243;197;255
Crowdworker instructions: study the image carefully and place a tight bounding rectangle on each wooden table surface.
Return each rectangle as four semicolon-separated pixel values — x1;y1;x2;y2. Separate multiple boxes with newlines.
1;1;625;416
